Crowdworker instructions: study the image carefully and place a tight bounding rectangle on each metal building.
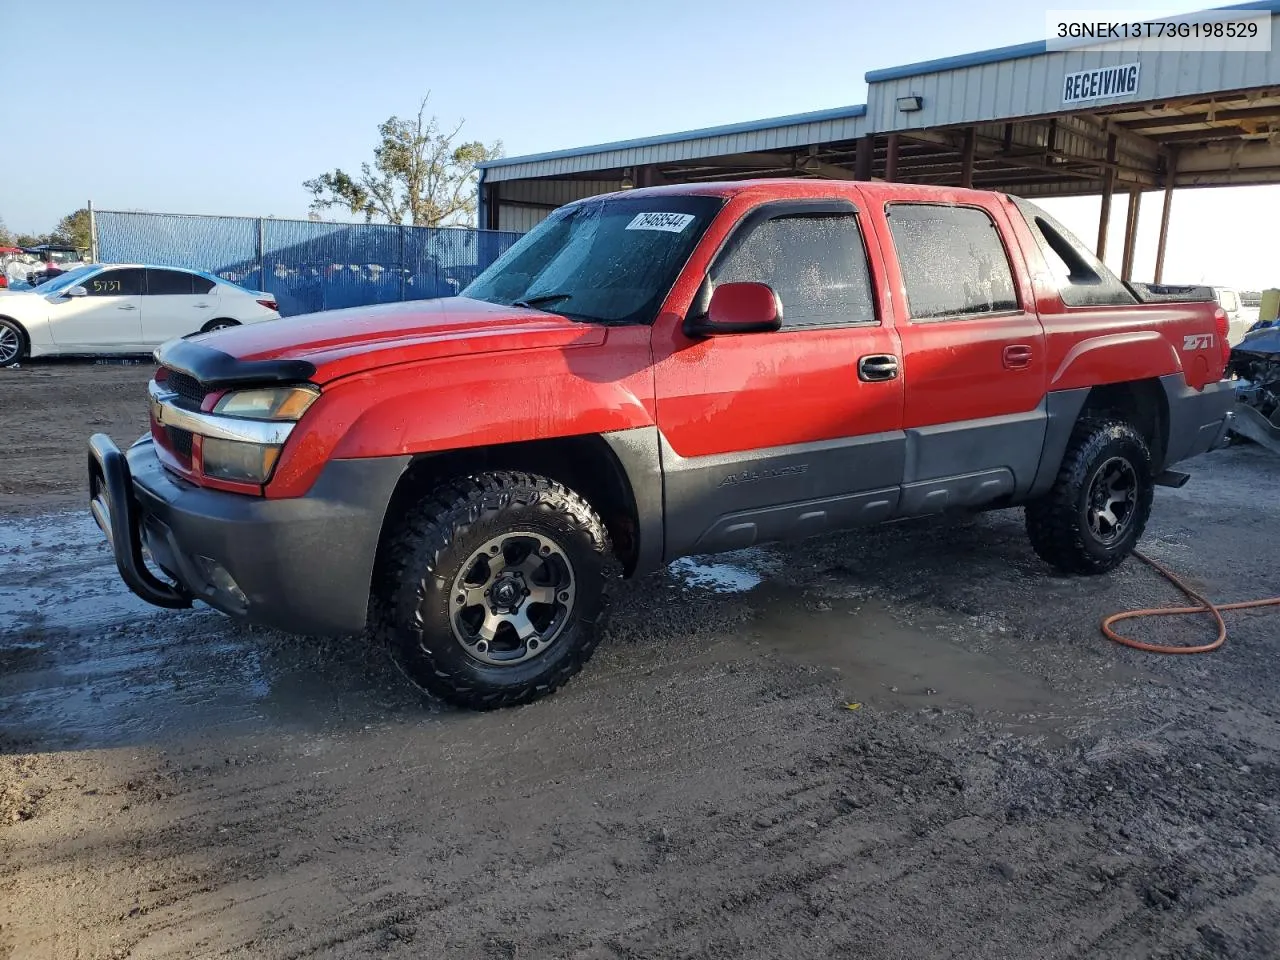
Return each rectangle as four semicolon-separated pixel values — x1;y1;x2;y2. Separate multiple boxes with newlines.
478;0;1280;280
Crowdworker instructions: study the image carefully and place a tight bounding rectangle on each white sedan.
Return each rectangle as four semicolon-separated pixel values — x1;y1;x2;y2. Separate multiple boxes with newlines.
0;264;280;365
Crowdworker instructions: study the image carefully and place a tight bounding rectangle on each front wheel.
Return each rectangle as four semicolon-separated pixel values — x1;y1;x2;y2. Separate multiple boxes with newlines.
375;471;613;710
1025;419;1154;575
0;319;27;366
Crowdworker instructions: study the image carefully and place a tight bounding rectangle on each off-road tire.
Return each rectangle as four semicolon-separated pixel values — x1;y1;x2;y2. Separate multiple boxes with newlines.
1025;419;1154;575
375;471;614;710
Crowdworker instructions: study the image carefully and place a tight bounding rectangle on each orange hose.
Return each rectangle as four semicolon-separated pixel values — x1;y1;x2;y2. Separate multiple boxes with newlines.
1101;550;1280;654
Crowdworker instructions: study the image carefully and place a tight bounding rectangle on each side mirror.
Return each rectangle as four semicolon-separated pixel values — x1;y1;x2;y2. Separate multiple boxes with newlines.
65;285;88;298
684;282;782;337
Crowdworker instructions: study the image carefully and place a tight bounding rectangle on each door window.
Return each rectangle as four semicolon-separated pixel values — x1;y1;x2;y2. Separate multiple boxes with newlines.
85;268;143;297
711;213;876;328
885;204;1019;320
145;269;195;296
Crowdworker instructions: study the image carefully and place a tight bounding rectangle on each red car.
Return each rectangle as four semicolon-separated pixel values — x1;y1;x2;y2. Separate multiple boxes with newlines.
89;180;1236;709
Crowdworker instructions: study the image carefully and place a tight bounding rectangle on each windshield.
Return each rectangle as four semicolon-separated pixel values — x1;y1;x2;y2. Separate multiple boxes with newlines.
39;265;99;293
462;194;725;324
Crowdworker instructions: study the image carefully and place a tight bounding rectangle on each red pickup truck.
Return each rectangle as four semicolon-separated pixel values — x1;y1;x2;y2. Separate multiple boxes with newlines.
89;180;1236;709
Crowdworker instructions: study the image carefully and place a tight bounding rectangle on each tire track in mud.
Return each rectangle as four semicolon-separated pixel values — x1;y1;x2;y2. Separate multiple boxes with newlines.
3;437;1280;957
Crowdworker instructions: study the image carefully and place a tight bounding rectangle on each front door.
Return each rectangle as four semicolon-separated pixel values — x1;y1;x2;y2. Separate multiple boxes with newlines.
142;268;219;344
874;201;1047;513
47;267;144;349
652;199;905;559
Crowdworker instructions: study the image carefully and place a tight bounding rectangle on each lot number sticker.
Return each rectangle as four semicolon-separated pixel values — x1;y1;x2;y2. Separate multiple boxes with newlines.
626;212;695;233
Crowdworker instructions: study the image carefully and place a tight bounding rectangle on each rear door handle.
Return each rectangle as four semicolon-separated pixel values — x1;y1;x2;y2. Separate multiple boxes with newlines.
858;354;899;382
194;303;210;308
1002;344;1033;369
117;304;137;311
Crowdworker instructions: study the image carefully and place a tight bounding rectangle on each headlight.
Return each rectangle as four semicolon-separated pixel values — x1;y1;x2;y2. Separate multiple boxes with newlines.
213;385;319;420
202;437;283;484
201;384;318;484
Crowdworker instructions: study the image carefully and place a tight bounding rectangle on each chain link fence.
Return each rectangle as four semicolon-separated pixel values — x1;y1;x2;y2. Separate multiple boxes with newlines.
94;211;523;316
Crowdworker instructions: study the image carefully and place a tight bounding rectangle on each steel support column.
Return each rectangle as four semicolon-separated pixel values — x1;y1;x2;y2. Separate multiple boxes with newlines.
1154;151;1177;283
854;135;875;180
1120;189;1142;281
884;134;900;182
1097;133;1117;259
959;128;975;188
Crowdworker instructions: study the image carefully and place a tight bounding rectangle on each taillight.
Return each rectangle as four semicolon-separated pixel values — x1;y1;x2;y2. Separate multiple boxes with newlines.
257;298;278;312
1214;307;1230;375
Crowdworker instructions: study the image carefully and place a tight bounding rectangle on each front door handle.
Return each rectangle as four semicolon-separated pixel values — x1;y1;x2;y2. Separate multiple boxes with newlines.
1003;344;1033;369
858;354;900;382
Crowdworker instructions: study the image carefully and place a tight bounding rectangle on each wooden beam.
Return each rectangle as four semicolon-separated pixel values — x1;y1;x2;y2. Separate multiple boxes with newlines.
855;135;875;180
959;128;976;187
884;134;900;182
1125;104;1280;131
1097;134;1118;259
1154;151;1177;283
1121;189;1142;281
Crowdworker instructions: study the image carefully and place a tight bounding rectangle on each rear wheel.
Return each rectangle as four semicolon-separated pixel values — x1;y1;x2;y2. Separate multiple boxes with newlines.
0;319;27;366
1025;419;1154;575
202;318;238;333
375;471;613;709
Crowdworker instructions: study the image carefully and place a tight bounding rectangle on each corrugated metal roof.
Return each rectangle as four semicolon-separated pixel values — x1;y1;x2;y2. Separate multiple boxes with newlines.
477;103;867;175
865;0;1280;82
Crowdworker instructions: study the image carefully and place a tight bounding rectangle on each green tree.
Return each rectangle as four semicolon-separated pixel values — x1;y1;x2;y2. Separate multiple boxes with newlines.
49;208;91;249
304;96;502;227
0;216;13;247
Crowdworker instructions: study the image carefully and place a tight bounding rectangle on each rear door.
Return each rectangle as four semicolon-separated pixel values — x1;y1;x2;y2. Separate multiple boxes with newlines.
652;198;906;559
47;267;144;349
142;269;218;343
874;201;1047;513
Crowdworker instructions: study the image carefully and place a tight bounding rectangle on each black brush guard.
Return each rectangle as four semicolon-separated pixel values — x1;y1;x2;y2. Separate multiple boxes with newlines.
87;433;193;609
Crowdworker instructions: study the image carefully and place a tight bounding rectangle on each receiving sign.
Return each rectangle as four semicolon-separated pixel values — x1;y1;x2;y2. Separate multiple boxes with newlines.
1062;62;1141;103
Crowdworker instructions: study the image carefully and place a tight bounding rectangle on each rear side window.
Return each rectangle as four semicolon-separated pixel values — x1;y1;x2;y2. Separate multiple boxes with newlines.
1012;197;1136;308
191;274;216;295
711;214;876;328
86;267;143;297
145;269;195;295
886;204;1019;320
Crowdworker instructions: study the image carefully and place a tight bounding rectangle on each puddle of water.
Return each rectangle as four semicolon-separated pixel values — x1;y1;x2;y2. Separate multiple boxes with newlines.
668;549;780;594
0;511;423;751
713;588;1123;740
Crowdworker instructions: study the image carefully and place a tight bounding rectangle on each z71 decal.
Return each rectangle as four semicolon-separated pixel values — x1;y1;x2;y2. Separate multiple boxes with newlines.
1183;334;1215;350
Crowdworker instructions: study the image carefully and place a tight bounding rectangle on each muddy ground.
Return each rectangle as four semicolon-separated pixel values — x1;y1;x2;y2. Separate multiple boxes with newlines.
2;362;1279;959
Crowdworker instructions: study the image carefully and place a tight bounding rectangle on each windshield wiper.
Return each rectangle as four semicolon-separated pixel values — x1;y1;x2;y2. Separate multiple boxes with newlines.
513;292;574;309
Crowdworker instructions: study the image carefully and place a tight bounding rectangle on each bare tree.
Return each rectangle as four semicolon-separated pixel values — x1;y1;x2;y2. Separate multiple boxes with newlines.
304;96;502;228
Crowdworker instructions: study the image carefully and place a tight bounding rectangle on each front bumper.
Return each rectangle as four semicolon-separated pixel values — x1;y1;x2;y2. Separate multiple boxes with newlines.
89;435;409;636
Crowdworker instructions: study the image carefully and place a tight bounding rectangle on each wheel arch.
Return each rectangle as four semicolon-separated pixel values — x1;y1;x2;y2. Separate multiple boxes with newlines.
1078;378;1169;470
201;317;240;333
373;430;661;578
1028;378;1169;498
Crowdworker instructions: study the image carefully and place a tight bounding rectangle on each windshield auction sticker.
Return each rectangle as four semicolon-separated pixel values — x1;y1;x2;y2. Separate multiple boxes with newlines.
625;212;696;233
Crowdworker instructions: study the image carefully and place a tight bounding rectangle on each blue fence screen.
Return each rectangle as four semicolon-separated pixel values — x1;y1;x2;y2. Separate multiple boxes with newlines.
94;211;524;317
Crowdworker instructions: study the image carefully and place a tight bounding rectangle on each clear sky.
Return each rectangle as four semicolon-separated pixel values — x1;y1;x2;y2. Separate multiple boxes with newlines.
2;0;1271;288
